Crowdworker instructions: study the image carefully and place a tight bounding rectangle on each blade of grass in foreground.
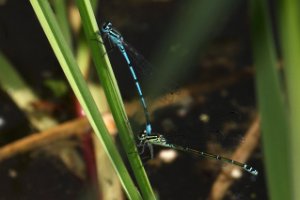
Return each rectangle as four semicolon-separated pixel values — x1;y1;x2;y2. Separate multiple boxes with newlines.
75;0;156;199
53;0;72;47
278;0;300;199
29;0;142;199
251;1;291;200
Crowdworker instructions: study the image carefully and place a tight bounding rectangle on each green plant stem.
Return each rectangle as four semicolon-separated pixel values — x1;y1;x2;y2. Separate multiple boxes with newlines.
0;52;57;130
251;1;291;200
278;0;300;199
53;0;72;46
29;0;142;199
74;0;156;199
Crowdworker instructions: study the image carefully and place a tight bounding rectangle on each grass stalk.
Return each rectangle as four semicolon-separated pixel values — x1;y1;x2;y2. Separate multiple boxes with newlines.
250;1;291;199
53;0;72;46
74;0;156;199
0;53;57;130
278;0;300;199
29;0;142;199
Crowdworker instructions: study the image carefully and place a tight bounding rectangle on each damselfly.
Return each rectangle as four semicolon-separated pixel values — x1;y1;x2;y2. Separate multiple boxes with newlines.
100;22;258;176
100;21;152;135
138;133;258;176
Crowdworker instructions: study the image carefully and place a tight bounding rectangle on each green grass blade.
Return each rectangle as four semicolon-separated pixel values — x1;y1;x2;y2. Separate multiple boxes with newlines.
278;0;300;198
0;52;58;130
148;0;242;96
53;0;72;46
250;1;291;199
29;1;142;199
74;0;156;199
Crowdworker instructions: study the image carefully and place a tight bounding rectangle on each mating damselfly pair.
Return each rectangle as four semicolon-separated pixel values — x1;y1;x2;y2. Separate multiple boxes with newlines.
100;21;258;176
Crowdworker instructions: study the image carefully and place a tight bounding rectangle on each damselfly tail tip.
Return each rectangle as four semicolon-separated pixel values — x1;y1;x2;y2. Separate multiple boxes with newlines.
145;124;152;135
250;169;258;176
244;164;258;176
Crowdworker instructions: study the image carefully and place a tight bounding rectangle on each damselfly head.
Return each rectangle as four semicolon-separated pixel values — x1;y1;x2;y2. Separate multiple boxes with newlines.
101;22;112;33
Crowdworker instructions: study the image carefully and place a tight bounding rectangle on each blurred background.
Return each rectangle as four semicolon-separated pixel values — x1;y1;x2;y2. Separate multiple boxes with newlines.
1;0;294;199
